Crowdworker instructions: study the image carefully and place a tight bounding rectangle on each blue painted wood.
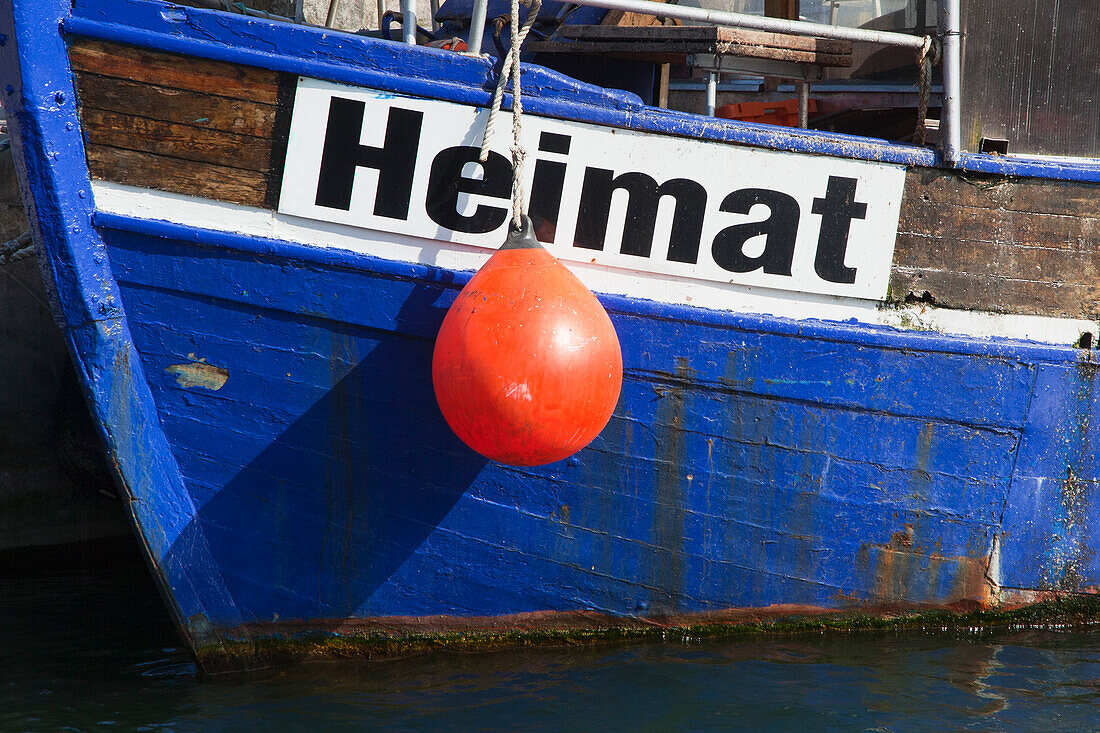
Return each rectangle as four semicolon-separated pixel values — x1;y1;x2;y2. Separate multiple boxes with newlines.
956;152;1100;183
93;220;1095;627
1000;362;1100;591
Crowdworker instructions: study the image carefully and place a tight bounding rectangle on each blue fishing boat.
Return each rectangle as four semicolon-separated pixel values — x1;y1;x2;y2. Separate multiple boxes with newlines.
5;0;1100;670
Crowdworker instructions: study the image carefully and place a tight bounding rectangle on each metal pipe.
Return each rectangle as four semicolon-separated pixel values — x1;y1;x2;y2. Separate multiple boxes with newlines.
400;0;417;44
430;0;440;30
564;0;928;49
376;0;385;30
705;72;717;116
465;0;488;55
325;0;341;27
940;0;962;164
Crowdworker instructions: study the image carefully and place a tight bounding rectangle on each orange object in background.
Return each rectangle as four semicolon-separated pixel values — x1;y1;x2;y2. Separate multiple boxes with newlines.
716;98;817;127
432;218;623;467
427;37;468;51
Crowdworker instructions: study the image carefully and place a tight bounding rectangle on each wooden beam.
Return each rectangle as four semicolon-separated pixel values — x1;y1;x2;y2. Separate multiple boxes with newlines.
530;38;852;66
557;25;851;55
600;0;680;28
764;0;799;20
656;62;670;108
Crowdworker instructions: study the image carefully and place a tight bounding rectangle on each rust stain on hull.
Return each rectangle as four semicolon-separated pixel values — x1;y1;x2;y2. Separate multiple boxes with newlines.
860;524;993;607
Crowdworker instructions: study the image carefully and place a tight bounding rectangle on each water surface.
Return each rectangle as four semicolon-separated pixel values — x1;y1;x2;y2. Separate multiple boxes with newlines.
4;539;1100;731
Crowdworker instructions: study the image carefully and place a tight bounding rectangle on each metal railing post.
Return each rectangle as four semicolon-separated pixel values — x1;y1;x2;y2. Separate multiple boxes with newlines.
465;0;488;54
400;0;417;43
705;72;717;116
325;0;341;26
940;0;962;164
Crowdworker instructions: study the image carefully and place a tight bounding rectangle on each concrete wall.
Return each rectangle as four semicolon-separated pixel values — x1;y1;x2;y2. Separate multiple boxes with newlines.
254;0;437;33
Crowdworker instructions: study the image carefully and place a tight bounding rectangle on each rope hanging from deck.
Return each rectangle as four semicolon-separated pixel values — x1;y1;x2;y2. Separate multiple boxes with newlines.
915;35;940;147
479;0;541;229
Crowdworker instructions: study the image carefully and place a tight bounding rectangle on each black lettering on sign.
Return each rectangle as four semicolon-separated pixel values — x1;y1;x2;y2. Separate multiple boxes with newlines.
528;132;571;244
315;99;422;219
812;176;867;284
425;146;511;233
711;188;799;275
574;168;707;264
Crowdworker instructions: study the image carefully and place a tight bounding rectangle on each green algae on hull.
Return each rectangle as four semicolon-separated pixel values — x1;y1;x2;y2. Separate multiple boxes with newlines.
193;595;1100;673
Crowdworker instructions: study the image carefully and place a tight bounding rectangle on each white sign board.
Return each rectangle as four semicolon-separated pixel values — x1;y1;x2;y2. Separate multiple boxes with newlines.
279;78;906;301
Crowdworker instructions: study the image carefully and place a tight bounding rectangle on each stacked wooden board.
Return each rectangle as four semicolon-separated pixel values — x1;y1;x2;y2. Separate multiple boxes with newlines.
529;25;853;66
69;38;289;208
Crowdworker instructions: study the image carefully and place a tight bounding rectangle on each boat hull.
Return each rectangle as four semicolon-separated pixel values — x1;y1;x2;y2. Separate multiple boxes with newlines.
99;213;1099;656
6;0;1100;670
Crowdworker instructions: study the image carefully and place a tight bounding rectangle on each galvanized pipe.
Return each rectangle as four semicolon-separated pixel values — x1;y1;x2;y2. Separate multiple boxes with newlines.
705;72;717;116
940;0;962;164
400;0;417;44
557;0;928;49
376;0;386;30
325;0;341;26
465;0;488;54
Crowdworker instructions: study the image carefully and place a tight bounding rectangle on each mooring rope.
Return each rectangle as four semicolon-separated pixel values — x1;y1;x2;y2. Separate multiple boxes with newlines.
478;0;541;229
0;230;35;264
915;35;940;147
0;231;31;256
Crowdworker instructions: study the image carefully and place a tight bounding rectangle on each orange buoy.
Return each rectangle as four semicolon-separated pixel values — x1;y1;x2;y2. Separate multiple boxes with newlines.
432;217;623;466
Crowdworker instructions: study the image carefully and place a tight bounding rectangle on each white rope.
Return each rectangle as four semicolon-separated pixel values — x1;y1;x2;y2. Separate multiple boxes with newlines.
478;0;541;229
915;35;939;147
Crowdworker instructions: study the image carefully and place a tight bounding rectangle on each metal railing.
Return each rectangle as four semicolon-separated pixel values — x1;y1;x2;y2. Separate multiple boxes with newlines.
423;0;960;163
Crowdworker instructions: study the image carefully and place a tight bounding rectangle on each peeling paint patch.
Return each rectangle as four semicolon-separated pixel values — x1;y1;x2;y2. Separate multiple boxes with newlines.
166;354;229;391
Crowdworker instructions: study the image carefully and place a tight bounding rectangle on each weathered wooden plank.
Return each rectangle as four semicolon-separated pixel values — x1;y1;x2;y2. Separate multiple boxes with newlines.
68;38;278;105
87;146;268;208
83;108;271;172
526;43;687;63
903;166;1100;217
765;0;799;20
894;232;1100;282
528;39;852;65
890;266;1100;320
74;72;277;139
558;24;852;54
898;202;1100;251
890;165;1100;318
600;0;681;28
716;41;851;65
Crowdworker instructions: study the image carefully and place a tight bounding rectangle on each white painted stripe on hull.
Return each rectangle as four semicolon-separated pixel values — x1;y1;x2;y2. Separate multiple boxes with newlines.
91;181;1098;347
